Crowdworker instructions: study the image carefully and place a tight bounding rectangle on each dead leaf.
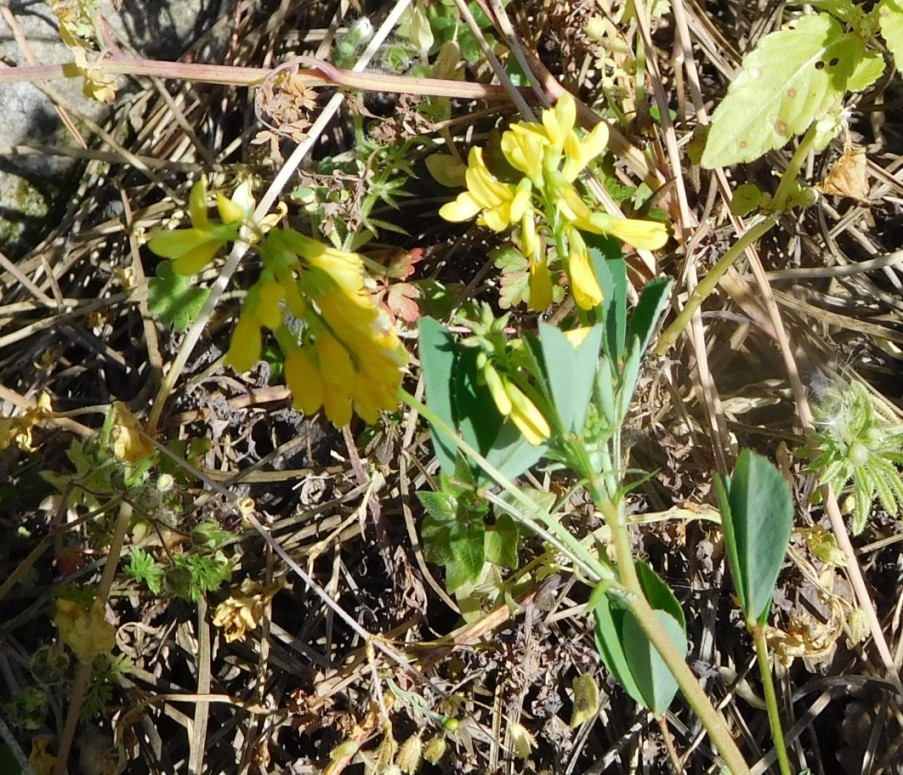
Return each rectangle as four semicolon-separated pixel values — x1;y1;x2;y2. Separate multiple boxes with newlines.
817;145;869;203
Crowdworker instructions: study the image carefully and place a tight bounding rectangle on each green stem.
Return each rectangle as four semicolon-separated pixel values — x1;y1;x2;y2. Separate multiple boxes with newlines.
595;495;750;775
752;624;792;775
402;393;751;772
656;124;818;357
772;124;818;213
654;213;778;356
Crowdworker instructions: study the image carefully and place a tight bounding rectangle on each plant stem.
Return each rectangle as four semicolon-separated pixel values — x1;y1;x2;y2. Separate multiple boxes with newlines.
595;497;750;775
752;624;792;775
654;213;778;356
656;124;818;357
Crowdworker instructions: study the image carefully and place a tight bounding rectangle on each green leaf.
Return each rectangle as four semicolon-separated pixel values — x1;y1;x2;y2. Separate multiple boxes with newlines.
622;609;686;716
730;183;765;217
146;259;202;320
537;321;604;432
418;318;461;479
148;261;210;331
593;596;642;703
846;49;885;92
626;277;673;361
485;512;520;568
593;562;686;714
702;14;864;167
721;450;795;625
634;560;686;629
125;548;163;594
447;520;485;590
879;0;903;69
590;244;627;362
805;0;856;20
417;489;458;525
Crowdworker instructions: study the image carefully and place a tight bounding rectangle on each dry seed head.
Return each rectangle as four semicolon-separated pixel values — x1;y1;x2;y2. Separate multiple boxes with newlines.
396;734;423;773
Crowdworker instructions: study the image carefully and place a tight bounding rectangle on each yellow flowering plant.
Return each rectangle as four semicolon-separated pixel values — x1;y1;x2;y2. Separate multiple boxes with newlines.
439;93;668;311
147;179;407;427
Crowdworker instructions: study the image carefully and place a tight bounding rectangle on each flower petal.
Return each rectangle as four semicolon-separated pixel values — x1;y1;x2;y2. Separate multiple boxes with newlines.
439;192;482;222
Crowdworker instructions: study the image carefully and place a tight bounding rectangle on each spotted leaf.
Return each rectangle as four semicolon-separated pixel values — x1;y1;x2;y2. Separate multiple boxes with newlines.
702;13;864;168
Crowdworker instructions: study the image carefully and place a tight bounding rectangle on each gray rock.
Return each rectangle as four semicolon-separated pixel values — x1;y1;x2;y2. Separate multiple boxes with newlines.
0;0;215;253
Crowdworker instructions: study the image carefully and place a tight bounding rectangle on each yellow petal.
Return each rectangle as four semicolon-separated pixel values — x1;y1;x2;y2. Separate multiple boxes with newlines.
504;383;550;444
148;228;212;260
521;211;539;260
465;147;512;208
323;389;353;427
553;178;594;222
483;363;512;416
285;347;324;416
171;240;223;275
567;229;603;310
509;178;533;222
481;205;511;232
562;122;609;182
501;124;547;182
544;93;577;150
255;281;285;329
226;312;262;372
582;213;669;250
439;192;482;222
316;331;355;386
528;256;554;311
216;192;246;224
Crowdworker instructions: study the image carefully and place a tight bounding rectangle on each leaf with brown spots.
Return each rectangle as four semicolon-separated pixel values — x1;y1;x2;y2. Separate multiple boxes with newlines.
702;13;864;167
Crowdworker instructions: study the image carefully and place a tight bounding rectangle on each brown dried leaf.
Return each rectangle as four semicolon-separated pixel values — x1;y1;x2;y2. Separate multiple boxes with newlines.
816;145;869;203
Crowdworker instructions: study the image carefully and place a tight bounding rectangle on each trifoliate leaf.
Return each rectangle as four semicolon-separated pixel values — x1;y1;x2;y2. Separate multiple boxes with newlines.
702;13;864;167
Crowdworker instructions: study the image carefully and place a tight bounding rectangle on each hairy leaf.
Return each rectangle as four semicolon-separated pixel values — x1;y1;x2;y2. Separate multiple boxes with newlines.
702;13;864;167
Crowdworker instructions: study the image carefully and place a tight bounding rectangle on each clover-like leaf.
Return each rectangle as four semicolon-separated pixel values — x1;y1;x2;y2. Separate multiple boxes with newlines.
702;13;864;167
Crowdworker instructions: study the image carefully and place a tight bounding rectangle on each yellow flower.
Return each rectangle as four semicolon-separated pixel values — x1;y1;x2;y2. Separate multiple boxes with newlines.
561;122;609;182
500;123;548;184
542;93;577;153
149;177;284;275
225;277;285;372
504;382;550;445
566;227;604;310
578;212;668;250
284;345;324;416
439;147;520;231
528;255;554;312
279;269;407;427
148;176;242;275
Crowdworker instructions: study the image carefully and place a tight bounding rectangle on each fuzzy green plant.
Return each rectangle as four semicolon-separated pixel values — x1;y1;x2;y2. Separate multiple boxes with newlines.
804;377;903;533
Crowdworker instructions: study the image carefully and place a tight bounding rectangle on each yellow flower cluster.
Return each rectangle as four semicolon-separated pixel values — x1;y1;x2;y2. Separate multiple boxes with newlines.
230;229;407;427
148;179;406;427
440;94;668;310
